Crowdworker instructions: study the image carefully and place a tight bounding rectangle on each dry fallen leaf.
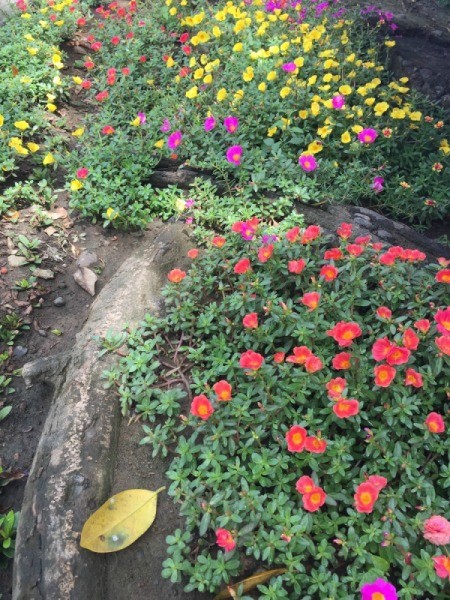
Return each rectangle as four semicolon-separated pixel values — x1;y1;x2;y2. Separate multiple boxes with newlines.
213;568;287;600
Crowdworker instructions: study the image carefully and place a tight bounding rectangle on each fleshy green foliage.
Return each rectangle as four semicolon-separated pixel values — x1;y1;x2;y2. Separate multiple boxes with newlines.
114;221;450;598
0;509;19;560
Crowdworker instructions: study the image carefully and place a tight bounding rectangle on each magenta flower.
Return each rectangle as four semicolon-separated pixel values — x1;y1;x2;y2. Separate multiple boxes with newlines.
160;119;171;133
361;579;397;600
226;145;243;165
358;128;378;144
204;116;216;132
138;112;146;125
298;154;318;172
332;95;345;109
371;176;384;193
282;62;297;72
167;130;182;150
224;116;239;133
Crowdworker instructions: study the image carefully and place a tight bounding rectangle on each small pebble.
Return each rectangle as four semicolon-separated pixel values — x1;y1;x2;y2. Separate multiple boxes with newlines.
58;282;67;289
38;330;47;337
54;297;66;307
13;346;28;358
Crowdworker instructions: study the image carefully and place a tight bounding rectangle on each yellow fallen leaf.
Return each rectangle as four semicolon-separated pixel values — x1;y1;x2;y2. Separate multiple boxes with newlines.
214;568;287;600
80;487;165;553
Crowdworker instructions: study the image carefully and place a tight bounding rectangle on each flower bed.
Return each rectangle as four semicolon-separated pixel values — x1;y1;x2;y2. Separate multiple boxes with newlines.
113;220;450;598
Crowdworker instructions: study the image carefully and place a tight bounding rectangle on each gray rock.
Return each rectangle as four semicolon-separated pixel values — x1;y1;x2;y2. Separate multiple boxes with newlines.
76;251;98;269
38;330;47;338
13;346;28;359
34;268;54;280
21;353;71;388
8;255;28;268
53;297;65;307
354;216;375;231
377;229;393;242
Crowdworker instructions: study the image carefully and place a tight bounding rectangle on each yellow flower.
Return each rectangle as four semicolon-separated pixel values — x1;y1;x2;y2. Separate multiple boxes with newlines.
374;102;389;116
317;125;332;138
298;110;308;119
364;98;375;106
53;76;62;86
26;142;40;153
154;140;164;149
258;82;266;92
203;74;212;85
385;40;396;47
24;34;34;41
130;117;141;126
294;57;304;67
439;139;449;155
43;153;55;165
352;125;363;133
27;47;38;56
193;68;204;79
307;140;323;154
409;111;422;122
267;70;277;81
21;76;32;85
169;7;177;15
341;131;351;143
233;42;243;52
243;66;254;82
280;41;290;53
339;84;352;95
322;73;333;83
310;101;320;116
267;126;277;137
308;75;317;85
166;57;175;68
399;77;409;83
70;179;83;191
0;115;3;127
357;86;367;96
106;208;119;220
52;54;63;69
14;120;30;131
213;26;221;38
391;108;405;119
196;32;210;45
280;87;291;99
47;103;57;112
186;86;198;99
217;88;227;102
73;76;83;85
39;20;49;28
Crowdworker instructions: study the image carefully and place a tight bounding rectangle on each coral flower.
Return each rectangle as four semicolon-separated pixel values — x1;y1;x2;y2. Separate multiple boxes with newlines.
386;346;410;366
101;125;115;135
226;145;243;165
213;380;232;401
216;528;236;552
258;244;274;263
187;249;199;259
234;258;251;274
326;377;347;398
332;352;352;370
300;292;320;311
204;115;216;131
414;319;430;333
288;259;306;274
333;399;360;419
285;227;300;243
360;578;398;600
324;248;344;260
372;338;395;361
435;336;450;355
212;236;226;248
327;322;362;347
337;222;352;240
358;128;378;144
433;555;450;579
354;482;379;513
273;352;285;364
376;306;392;320
374;365;396;387
239;350;264;371
302;487;327;512
423;516;450;545
320;265;338;281
190;394;214;420
167;269;186;283
404;368;423;388
403;328;419;350
305;436;327;453
286;425;307;452
366;475;388;491
434;307;450;335
425;412;445;434
347;244;364;257
305;355;323;373
242;312;258;329
301;225;321;243
286;346;313;365
167;130;182;150
299;154;318;172
223;116;239;133
295;475;315;494
76;167;89;179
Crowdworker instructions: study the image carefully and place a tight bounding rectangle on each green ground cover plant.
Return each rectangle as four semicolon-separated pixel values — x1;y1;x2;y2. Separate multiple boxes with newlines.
112;218;450;598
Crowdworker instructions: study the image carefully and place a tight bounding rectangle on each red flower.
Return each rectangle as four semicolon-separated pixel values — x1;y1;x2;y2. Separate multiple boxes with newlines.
286;346;312;364
366;475;388;491
187;249;199;259
288;259;305;274
110;36;120;45
414;319;430;333
305;355;323;373
337;222;352;240
286;425;307;452
305;436;327;453
239;350;264;371
302;486;327;512
95;90;109;101
167;269;186;283
234;258;251;274
355;235;371;245
190;394;214;420
386;346;410;366
403;328;419;350
179;32;189;43
372;337;395;361
212;236;226;248
300;292;320;311
324;248;343;261
76;167;89;179
295;475;315;494
320;265;338;281
84;60;95;70
425;412;445;433
354;482;379;513
347;243;364;257
285;226;300;243
301;225;321;243
213;380;232;401
332;352;352;370
273;352;285;363
327;321;362;347
434;307;450;335
121;67;130;76
258;244;274;263
101;125;115;135
435;336;450;355
81;80;92;89
374;364;396;387
243;312;258;329
376;306;392;319
333;398;360;418
215;528;236;552
436;269;450;283
379;252;396;266
326;377;347;398
404;368;423;388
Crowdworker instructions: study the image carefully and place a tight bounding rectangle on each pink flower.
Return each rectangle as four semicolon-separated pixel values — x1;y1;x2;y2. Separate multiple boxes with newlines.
360;578;397;600
372;176;384;192
298;154;318;172
433;555;450;579
160;119;171;132
215;528;236;552
358;128;378;144
332;95;345;109
226;145;243;165
204;116;216;131
167;130;182;149
423;516;450;545
224;116;239;133
282;62;297;72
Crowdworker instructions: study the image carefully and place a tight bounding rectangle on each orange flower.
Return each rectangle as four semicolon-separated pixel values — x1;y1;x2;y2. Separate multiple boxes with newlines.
242;312;258;329
305;436;327;453
190;394;214;420
374;364;396;387
286;425;307;452
320;265;338;281
286;346;312;365
332;352;352;370
212;380;232;401
167;268;186;283
425;412;445;433
327;321;362;347
239;350;264;371
212;236;226;248
354;482;379;513
333;398;359;418
337;222;352;240
300;292;320;311
302;486;327;512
